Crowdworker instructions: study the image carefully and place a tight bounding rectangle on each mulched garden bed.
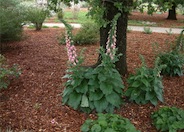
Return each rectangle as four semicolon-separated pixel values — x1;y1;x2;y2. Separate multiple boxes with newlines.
0;28;183;132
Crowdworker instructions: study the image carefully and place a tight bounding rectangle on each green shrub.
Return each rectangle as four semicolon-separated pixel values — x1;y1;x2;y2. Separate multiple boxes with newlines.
143;27;152;34
20;1;49;31
60;22;99;45
0;55;20;89
151;107;184;132
0;0;24;42
125;56;165;106
157;50;184;76
81;113;140;132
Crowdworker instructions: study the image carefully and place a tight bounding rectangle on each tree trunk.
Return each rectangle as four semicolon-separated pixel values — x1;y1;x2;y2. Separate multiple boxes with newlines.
35;23;43;31
167;2;177;20
95;0;129;75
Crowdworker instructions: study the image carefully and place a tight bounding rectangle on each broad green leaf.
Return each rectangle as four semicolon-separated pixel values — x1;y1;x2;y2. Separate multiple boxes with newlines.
91;124;101;132
81;94;89;107
94;97;108;113
145;91;154;101
104;128;116;132
150;96;158;106
156;92;164;102
106;91;122;107
100;82;113;95
75;80;88;94
68;92;82;110
89;91;104;101
131;81;141;88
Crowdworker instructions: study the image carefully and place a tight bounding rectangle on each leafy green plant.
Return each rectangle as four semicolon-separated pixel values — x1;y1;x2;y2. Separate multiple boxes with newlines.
60;22;99;45
81;113;140;132
157;50;184;76
0;0;24;42
166;28;173;35
143;27;152;34
62;15;124;113
125;56;165;106
151;106;184;132
0;55;20;89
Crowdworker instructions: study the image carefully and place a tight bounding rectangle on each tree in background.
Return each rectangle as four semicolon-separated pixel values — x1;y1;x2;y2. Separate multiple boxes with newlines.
138;0;184;20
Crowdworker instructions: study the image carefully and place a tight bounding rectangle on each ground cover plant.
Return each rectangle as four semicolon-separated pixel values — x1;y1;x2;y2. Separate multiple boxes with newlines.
151;106;184;132
81;113;140;132
0;13;184;131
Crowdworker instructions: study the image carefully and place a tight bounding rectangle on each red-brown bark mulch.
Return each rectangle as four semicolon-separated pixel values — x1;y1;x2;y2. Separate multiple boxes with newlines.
0;28;183;132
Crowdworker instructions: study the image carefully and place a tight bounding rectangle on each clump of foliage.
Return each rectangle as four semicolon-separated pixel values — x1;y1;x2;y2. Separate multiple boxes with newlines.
151;106;184;132
175;29;184;52
60;22;99;45
143;27;152;34
0;0;24;42
20;1;49;31
157;50;184;76
62;14;124;113
0;55;20;89
81;113;140;132
125;56;165;106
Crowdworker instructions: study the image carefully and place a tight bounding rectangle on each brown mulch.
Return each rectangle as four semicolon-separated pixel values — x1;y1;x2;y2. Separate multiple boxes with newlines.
0;13;184;132
129;12;184;28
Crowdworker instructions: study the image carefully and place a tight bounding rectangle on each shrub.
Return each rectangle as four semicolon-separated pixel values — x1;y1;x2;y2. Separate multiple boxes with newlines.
0;0;24;42
125;56;165;106
20;1;49;31
60;22;99;45
81;113;140;132
0;55;20;89
143;27;152;34
157;50;184;76
151;106;184;132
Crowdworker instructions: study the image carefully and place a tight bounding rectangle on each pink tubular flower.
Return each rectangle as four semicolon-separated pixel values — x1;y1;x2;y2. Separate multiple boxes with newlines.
65;33;78;65
106;27;117;60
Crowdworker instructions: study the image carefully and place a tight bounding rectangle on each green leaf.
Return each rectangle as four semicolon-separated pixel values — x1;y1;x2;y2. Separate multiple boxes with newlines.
104;128;116;132
89;91;104;101
91;124;101;132
68;91;82;110
142;78;150;87
150;96;158;106
156;92;164;102
131;81;141;88
81;94;89;107
94;97;108;113
100;82;113;95
145;91;154;101
75;80;88;94
106;91;122;107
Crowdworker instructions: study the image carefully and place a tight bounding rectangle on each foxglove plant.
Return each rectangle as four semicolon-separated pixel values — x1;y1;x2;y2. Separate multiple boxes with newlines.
65;33;78;66
61;14;124;113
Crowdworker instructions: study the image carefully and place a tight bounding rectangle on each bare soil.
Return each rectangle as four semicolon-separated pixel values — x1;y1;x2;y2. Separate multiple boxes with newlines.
0;13;184;132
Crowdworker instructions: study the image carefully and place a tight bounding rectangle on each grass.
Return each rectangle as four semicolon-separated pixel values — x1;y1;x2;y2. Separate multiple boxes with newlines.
63;10;93;24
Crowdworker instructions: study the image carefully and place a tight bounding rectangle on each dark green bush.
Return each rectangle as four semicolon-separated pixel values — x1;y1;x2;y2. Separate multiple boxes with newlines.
125;56;165;106
151;107;184;132
81;113;140;132
157;50;184;76
0;0;24;42
0;55;21;89
60;22;99;45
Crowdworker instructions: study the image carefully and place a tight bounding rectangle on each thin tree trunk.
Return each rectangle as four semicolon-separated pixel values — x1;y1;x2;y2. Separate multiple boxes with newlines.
167;2;177;20
35;23;43;31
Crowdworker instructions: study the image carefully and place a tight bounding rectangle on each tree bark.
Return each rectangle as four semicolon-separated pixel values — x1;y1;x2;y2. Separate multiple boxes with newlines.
94;0;129;75
167;2;177;20
35;23;43;31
